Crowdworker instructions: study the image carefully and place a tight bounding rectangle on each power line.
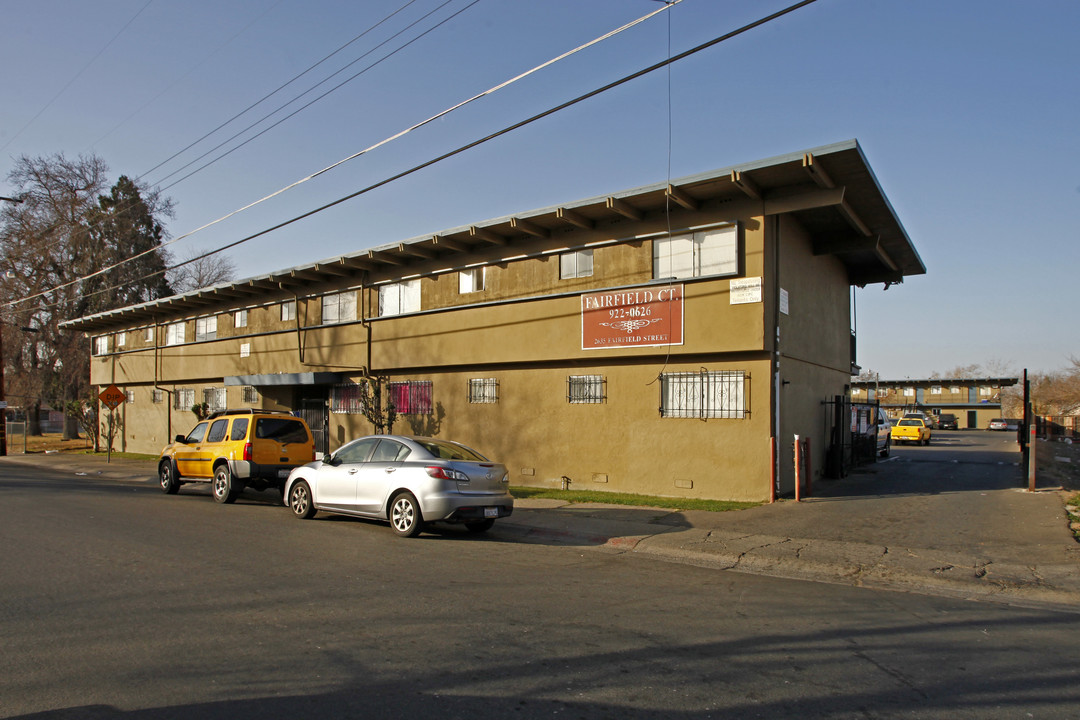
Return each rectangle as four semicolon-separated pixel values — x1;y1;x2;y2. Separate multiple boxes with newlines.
0;0;155;154
7;0;818;313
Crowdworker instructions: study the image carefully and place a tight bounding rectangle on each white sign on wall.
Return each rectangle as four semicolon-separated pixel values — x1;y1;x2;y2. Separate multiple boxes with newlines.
780;288;790;315
729;277;762;305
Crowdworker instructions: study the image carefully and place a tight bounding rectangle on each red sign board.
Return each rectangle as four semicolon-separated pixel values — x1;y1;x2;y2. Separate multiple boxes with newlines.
98;384;125;410
581;284;684;350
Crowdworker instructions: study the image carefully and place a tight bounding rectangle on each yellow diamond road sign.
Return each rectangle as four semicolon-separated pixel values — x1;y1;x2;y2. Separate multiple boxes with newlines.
98;384;125;410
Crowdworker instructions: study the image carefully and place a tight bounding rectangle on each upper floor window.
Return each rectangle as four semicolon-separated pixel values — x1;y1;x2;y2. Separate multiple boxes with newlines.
93;336;109;356
235;309;248;328
560;249;593;279
379;279;420;317
145;327;154;342
459;267;485;294
653;225;737;280
166;322;185;346
930;386;942;395
195;315;217;342
117;332;126;348
281;300;296;322
322;291;357;324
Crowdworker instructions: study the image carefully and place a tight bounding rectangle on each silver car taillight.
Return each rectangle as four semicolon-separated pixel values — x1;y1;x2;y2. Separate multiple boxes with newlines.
425;466;468;482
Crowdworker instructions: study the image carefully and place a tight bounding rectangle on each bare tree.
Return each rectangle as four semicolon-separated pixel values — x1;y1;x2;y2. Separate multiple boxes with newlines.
168;248;237;293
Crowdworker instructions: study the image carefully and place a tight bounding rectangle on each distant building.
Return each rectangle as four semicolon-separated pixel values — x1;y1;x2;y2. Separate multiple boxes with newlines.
852;377;1019;429
61;141;924;501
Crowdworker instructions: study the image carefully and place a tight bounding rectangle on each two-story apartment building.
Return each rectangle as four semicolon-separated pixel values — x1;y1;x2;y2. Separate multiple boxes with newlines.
61;140;924;501
852;377;1019;429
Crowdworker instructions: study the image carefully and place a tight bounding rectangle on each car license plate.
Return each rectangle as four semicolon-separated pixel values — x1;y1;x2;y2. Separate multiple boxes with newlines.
484;507;499;518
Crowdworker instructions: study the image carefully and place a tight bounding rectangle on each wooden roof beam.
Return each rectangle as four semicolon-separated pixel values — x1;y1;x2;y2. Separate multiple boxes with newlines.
470;226;507;245
510;217;549;238
397;242;437;259
368;249;404;265
556;207;594;230
838;201;873;237
666;184;699;211
606;196;642;221
730;170;761;200
802;153;836;188
431;234;468;253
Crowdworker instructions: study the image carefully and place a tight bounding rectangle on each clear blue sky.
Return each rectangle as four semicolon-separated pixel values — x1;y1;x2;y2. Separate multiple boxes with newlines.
2;0;1077;380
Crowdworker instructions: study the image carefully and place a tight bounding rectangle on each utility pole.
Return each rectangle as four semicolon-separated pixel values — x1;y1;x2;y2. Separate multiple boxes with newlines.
0;194;23;455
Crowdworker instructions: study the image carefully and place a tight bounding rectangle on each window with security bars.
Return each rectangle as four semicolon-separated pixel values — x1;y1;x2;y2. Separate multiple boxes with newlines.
173;388;195;411
388;380;432;415
241;386;259;404
330;382;369;414
567;375;605;404
203;387;227;413
468;378;498;404
660;370;746;419
152;389;164;404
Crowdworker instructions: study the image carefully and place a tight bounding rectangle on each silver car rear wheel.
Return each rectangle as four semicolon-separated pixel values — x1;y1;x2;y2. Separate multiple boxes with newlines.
289;480;316;519
389;492;423;538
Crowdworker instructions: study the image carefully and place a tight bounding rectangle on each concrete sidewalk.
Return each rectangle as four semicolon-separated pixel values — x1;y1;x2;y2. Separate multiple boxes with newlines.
5;451;1079;612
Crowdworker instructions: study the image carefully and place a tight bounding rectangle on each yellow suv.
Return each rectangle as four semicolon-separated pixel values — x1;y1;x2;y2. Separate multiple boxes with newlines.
158;409;315;503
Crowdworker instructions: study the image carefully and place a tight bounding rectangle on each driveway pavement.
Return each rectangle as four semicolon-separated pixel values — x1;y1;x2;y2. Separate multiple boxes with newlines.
4;436;1078;612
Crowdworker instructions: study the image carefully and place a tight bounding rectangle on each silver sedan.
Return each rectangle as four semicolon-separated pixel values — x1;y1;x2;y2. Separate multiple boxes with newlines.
284;435;513;537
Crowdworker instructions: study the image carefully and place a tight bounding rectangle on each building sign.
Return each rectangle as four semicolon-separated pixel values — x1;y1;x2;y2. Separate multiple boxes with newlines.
581;285;683;350
730;277;762;305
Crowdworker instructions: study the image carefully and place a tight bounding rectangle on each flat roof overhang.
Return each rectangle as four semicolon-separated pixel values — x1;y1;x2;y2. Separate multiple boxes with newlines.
224;372;347;387
62;139;923;335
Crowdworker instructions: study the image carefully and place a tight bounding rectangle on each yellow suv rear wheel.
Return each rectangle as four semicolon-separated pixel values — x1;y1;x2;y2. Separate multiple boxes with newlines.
212;465;239;504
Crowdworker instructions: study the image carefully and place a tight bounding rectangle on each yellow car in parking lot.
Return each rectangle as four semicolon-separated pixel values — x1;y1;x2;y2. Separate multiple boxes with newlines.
891;417;931;446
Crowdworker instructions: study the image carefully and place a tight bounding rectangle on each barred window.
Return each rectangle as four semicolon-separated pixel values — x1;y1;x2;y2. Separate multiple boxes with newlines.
152;389;164;404
568;375;605;404
660;370;746;419
331;382;368;415
241;386;258;404
174;388;195;411
203;387;227;413
388;380;432;415
125;390;135;404
468;378;498;404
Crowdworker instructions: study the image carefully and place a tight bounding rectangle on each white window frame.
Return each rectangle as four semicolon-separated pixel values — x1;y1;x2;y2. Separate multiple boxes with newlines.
166;322;185;346
281;300;296;322
93;336;109;356
195;315;217;342
235;309;248;328
145;327;154;343
117;332;126;348
322;291;357;325
459;267;485;294
653;225;738;280
660;370;747;419
379;279;421;317
560;249;593;279
152;389;164;404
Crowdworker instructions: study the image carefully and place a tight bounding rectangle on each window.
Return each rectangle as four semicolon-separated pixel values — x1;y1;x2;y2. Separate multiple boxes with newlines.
560;249;593;279
567;375;605;404
388;380;432;415
117;332;126;348
331;381;368;414
166;322;185;346
255;417;310;444
241;386;258;404
174;388;195;411
195;315;217;342
337;437;379;464
930;386;942;395
950;386;961;394
152;389;164;404
145;328;154;342
230;418;249;441
979;386;993;397
459;267;485;294
372;439;411;462
93;336;109;356
281;300;296;322
203;387;226;413
660;370;746;419
206;419;229;443
235;309;248;328
322;291;357;324
903;387;915;397
468;378;498;404
379;279;420;317
653;225;737;280
125;390;135;404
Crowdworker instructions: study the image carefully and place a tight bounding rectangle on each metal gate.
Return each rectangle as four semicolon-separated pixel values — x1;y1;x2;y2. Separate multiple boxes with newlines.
298;397;329;456
823;396;880;479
